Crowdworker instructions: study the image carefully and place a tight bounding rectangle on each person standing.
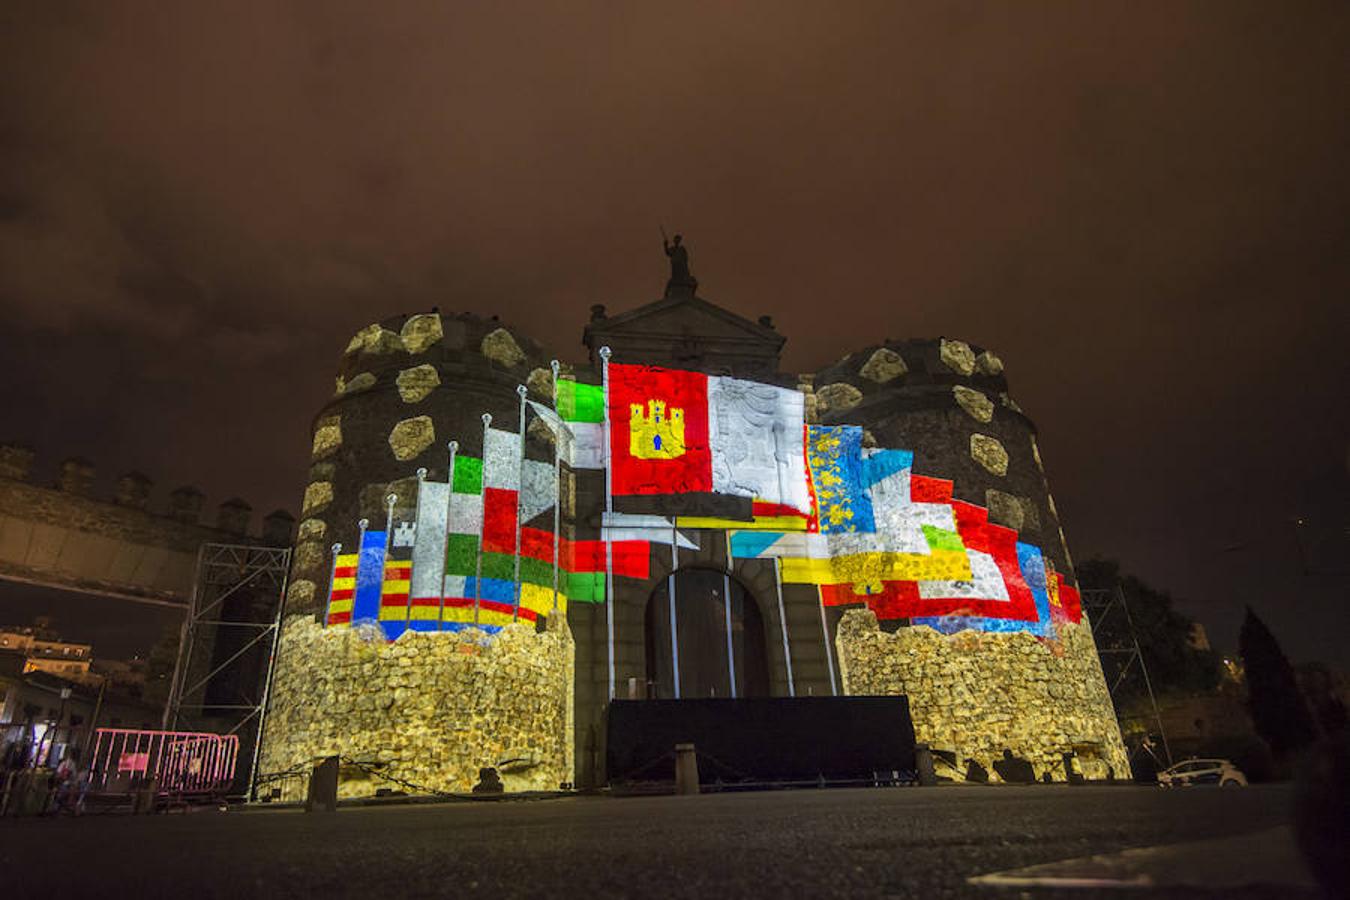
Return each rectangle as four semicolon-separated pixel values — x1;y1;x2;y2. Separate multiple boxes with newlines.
74;762;92;815
50;752;76;814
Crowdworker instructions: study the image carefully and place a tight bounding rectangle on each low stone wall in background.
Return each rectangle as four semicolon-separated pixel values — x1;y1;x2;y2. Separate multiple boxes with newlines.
259;615;574;800
836;610;1129;781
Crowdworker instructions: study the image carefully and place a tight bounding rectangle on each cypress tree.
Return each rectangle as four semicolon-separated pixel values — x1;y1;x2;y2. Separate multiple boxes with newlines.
1239;606;1316;758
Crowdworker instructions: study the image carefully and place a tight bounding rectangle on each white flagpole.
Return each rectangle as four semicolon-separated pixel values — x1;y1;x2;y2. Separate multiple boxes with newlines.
408;469;427;633
550;360;561;614
668;522;680;700
512;384;528;624
383;494;397;636
817;585;838;696
773;420;789;511
773;557;795;697
323;542;342;627
474;413;491;629
355;517;368;622
599;345;615;700
723;532;737;699
441;441;458;631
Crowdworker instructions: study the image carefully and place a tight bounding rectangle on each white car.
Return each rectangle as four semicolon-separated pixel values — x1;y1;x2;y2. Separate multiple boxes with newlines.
1157;758;1248;787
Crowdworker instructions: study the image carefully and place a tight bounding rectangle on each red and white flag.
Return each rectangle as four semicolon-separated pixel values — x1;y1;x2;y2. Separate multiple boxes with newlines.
606;363;809;512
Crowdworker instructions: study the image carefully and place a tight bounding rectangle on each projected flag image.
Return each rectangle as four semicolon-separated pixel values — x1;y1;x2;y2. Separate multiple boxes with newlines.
323;360;1082;645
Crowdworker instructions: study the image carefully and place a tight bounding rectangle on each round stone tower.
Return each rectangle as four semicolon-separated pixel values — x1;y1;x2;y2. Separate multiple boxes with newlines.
808;337;1127;779
808;337;1073;580
286;312;552;617
261;312;574;799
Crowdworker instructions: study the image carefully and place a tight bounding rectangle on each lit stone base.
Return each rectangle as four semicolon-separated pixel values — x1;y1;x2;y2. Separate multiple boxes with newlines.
836;610;1129;781
259;615;574;800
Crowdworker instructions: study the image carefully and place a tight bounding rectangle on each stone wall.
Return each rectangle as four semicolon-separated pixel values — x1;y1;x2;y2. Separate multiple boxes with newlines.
0;446;293;605
259;614;574;799
836;609;1129;781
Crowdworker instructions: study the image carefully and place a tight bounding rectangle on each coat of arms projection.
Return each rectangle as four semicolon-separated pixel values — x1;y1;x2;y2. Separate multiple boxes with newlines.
321;361;1081;641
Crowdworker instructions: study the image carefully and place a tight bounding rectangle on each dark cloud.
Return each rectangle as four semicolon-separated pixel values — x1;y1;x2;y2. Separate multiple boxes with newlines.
1;1;1346;663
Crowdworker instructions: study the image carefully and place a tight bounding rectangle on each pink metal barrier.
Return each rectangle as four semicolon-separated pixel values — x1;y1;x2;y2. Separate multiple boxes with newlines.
89;729;239;796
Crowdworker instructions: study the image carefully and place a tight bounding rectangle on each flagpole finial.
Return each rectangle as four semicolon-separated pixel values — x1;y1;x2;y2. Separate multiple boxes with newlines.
386;493;398;507
331;542;342;555
481;413;492;427
358;518;369;531
550;359;560;376
415;467;427;480
598;346;612;360
517;384;528;398
448;440;458;453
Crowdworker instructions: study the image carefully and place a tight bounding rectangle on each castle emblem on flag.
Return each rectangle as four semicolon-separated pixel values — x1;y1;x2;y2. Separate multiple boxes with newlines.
629;399;686;459
392;521;417;548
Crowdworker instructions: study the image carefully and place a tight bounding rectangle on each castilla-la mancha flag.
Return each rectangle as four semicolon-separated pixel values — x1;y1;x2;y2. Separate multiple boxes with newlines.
608;363;713;496
607;362;813;516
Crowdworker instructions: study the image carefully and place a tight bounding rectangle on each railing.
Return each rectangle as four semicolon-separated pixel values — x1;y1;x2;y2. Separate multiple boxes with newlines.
89;728;239;796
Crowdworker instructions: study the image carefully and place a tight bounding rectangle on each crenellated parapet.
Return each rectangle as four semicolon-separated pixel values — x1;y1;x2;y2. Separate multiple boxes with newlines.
0;441;295;605
0;443;35;482
0;442;294;541
114;471;153;510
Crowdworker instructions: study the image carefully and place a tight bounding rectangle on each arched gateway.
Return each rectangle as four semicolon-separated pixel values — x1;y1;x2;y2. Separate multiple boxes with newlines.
643;568;771;700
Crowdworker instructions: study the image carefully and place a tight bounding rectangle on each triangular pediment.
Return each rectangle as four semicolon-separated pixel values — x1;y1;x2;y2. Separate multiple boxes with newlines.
583;293;785;377
590;295;780;343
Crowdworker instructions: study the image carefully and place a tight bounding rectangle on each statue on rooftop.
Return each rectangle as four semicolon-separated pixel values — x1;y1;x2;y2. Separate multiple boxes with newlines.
661;228;697;296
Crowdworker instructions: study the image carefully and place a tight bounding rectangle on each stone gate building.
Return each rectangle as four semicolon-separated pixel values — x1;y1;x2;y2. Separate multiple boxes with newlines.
260;261;1127;794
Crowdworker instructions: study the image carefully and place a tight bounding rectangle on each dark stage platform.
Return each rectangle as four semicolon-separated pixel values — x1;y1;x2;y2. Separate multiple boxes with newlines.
606;696;917;786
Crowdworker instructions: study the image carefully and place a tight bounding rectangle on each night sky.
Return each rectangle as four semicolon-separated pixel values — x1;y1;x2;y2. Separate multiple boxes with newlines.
1;3;1346;666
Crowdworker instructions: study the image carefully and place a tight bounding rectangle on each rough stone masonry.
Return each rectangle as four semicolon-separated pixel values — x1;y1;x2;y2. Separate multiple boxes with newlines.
836;609;1130;780
260;614;574;798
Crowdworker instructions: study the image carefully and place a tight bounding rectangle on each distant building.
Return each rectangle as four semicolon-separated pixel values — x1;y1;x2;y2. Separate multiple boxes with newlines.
0;620;94;680
1;651;159;768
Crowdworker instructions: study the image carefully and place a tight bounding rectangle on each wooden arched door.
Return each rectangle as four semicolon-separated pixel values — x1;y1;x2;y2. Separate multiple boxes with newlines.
644;568;770;699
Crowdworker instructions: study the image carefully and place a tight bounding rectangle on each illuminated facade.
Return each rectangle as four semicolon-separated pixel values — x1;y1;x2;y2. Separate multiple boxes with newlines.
262;280;1127;794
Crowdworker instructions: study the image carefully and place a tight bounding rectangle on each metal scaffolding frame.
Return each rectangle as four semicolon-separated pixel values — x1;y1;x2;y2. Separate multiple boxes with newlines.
1081;585;1172;767
164;542;289;800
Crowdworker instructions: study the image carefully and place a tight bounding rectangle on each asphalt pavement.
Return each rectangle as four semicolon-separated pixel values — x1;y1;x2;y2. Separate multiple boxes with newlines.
0;784;1317;898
